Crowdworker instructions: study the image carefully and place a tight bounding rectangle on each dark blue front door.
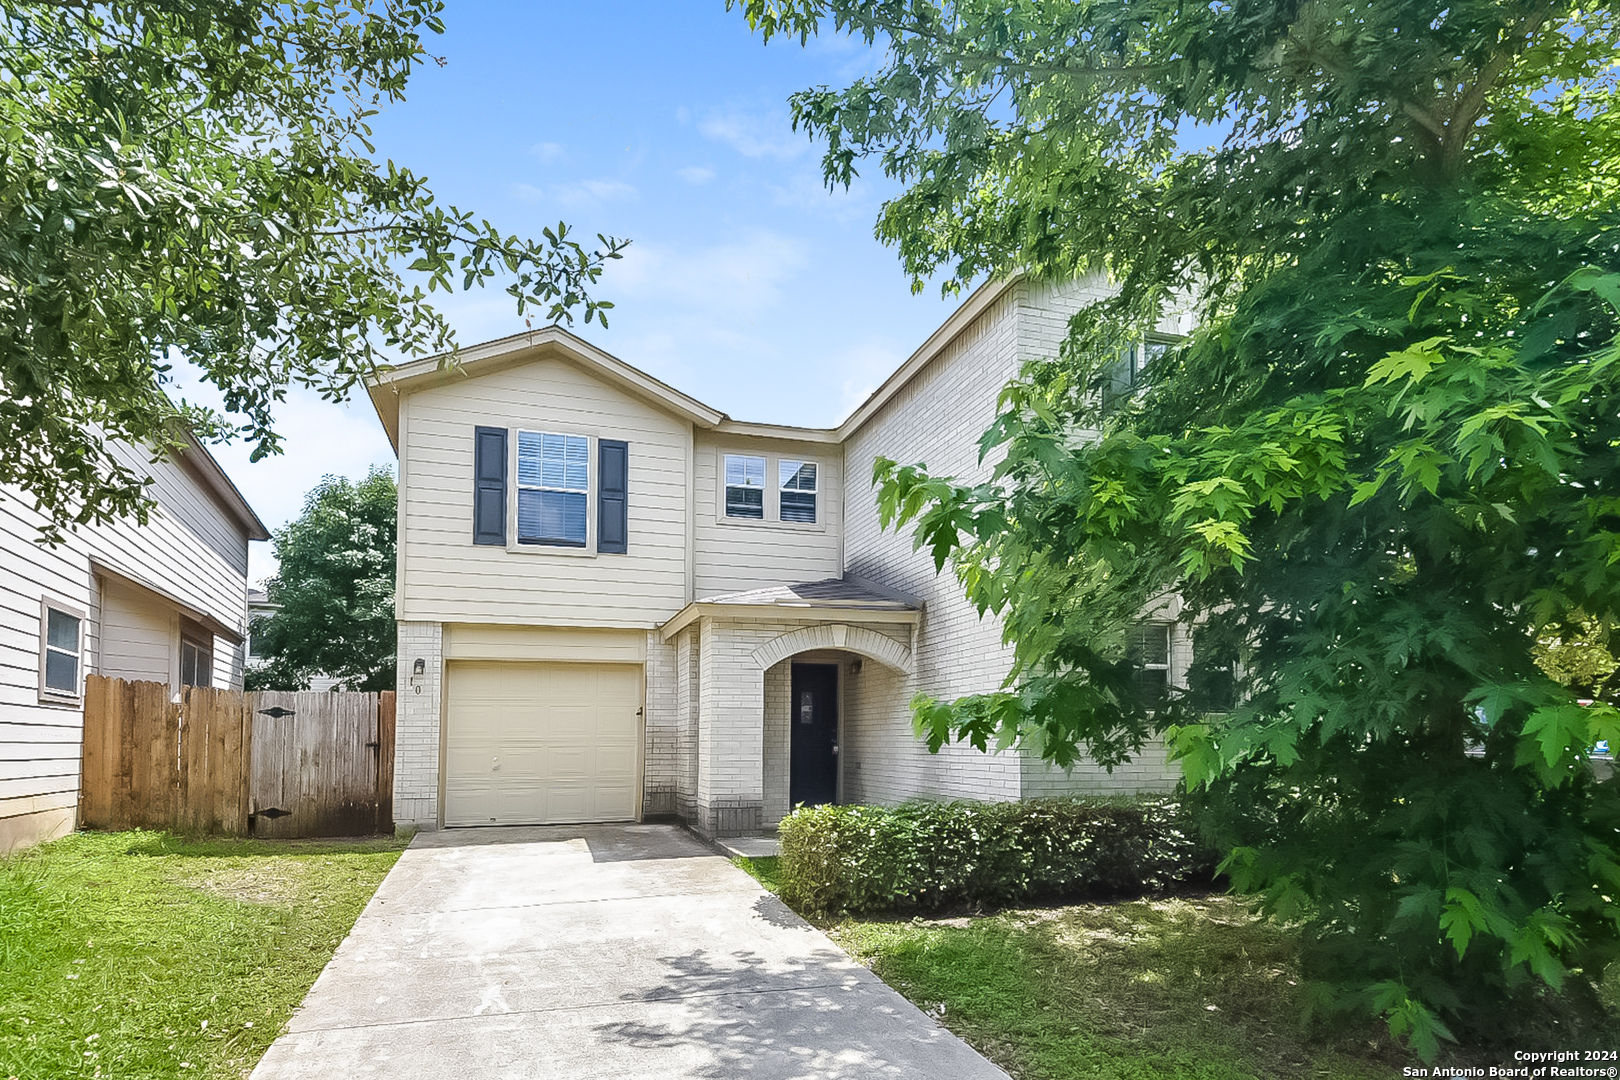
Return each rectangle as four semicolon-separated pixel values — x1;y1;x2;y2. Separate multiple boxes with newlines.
789;663;838;807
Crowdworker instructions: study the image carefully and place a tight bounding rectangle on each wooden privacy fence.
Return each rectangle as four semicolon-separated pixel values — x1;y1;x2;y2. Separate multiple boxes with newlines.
80;675;395;838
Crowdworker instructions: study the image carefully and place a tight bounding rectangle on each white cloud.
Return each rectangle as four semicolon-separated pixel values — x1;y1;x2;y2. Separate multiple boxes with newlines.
677;165;716;185
530;141;568;164
508;178;639;210
609;230;808;316
508;181;546;204
549;178;639;209
768;168;871;223
698;106;810;161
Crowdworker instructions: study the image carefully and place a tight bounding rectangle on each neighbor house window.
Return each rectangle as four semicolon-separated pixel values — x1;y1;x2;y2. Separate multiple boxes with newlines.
725;454;766;519
517;431;589;546
39;599;84;703
247;616;269;659
180;628;213;689
1127;624;1171;704
779;460;818;523
1101;339;1173;412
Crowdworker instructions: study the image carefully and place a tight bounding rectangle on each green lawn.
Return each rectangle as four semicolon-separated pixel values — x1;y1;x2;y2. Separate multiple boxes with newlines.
0;830;405;1080
736;855;1406;1080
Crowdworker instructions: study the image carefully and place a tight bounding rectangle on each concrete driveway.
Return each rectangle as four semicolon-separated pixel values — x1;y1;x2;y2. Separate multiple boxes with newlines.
250;825;1010;1080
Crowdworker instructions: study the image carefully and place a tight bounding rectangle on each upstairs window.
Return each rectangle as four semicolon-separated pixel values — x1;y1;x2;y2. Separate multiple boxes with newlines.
39;599;83;703
1101;339;1172;413
779;460;818;523
1127;623;1171;705
517;431;589;547
725;454;766;519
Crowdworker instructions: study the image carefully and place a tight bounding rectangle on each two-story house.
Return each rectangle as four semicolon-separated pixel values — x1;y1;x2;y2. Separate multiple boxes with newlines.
368;275;1195;837
1;435;269;851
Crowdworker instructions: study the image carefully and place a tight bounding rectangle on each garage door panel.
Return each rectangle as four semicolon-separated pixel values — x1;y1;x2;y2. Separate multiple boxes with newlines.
446;661;643;827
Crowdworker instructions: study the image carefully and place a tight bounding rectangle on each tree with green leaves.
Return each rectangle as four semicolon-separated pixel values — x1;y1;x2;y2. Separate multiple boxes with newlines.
735;0;1620;1054
0;1;621;541
248;468;396;693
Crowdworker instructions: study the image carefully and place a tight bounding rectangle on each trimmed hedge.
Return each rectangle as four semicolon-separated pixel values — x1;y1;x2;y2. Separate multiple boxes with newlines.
776;796;1215;915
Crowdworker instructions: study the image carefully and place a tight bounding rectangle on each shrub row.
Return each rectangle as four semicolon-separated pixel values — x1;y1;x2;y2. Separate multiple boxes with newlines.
776;796;1215;915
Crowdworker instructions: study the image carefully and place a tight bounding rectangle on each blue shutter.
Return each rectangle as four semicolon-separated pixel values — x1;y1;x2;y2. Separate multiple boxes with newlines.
473;426;507;545
598;439;628;554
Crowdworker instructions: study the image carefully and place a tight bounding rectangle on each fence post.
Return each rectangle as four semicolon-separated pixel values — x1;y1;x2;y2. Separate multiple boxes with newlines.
377;691;396;835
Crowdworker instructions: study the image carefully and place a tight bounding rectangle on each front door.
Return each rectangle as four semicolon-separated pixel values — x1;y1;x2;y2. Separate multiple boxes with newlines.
790;663;839;807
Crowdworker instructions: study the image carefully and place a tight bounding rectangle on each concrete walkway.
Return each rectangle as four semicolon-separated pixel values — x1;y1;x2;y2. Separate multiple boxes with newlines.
250;825;1010;1080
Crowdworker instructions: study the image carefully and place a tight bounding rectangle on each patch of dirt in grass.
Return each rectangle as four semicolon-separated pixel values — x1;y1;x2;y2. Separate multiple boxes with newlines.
182;861;321;905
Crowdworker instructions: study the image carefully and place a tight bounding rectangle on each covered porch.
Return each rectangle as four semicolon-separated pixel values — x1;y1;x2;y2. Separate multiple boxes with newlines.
655;578;920;838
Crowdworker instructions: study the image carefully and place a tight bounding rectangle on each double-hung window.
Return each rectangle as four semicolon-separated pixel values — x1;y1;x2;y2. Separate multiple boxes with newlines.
1127;624;1171;705
180;626;213;689
1101;339;1173;413
779;460;818;523
724;454;766;519
39;599;84;703
517;431;590;547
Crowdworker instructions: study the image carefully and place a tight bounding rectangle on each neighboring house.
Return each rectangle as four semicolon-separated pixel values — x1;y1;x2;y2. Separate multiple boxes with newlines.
246;587;340;692
1;437;269;851
367;275;1197;837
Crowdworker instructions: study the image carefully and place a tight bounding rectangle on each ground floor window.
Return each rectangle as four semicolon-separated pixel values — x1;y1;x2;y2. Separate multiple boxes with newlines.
39;598;84;703
180;629;213;689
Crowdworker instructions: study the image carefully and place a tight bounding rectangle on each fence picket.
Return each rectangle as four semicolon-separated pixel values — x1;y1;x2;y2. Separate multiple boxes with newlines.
78;675;392;838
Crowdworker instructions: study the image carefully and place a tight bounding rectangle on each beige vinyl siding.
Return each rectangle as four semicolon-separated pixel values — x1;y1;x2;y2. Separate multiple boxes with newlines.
691;431;843;598
399;356;692;627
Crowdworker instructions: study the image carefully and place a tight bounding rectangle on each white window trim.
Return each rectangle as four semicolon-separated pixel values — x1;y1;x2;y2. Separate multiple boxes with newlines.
722;453;768;522
714;448;828;532
38;596;86;706
778;459;819;525
506;427;598;557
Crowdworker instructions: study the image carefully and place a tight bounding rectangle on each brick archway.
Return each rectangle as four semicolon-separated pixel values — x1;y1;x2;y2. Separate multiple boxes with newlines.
750;623;913;674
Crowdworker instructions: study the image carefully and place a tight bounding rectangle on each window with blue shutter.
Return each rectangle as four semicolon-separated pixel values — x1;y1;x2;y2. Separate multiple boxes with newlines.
472;426;507;545
598;439;628;554
516;431;589;547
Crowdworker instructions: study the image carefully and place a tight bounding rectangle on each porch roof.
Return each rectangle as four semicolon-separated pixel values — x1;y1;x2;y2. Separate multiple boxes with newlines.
658;577;920;641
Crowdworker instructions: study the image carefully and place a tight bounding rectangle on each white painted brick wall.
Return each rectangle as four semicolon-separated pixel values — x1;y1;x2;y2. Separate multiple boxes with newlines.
394;620;443;828
642;631;680;817
762;659;791;825
842;277;1185;802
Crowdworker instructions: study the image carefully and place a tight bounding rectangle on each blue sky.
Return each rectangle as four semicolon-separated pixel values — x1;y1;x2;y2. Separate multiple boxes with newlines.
190;3;971;584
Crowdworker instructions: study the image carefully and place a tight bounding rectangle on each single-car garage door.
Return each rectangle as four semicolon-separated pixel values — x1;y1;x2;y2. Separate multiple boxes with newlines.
445;661;642;827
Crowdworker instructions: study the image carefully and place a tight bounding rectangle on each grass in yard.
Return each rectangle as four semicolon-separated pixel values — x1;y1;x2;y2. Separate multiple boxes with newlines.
731;854;781;893
736;854;1412;1080
827;897;1410;1080
0;829;405;1080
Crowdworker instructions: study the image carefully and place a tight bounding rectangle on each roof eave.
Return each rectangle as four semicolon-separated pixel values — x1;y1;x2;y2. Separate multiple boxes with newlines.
835;274;1022;439
659;601;920;642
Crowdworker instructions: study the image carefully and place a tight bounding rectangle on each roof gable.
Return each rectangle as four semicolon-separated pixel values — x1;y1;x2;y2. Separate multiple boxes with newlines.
366;326;726;451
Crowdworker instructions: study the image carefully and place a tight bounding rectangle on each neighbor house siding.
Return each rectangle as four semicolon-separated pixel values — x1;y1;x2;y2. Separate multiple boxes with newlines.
398;357;692;628
1;442;253;851
0;494;94;851
96;577;175;685
691;431;843;599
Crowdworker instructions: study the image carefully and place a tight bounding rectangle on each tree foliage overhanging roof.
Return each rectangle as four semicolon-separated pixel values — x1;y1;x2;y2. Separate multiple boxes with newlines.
0;1;623;540
733;0;1620;1055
